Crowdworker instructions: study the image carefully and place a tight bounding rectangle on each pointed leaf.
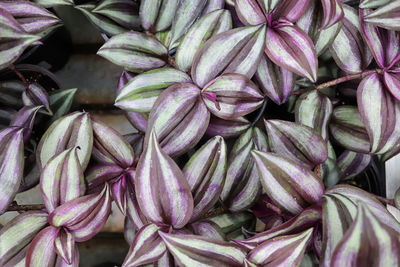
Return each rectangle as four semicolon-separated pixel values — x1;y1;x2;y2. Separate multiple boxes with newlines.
26;226;58;267
49;88;77;122
360;0;391;9
364;0;400;31
92;119;135;168
252;151;324;215
265;22;317;82
122;223;167;267
201;73;264;119
320;0;344;29
0;8;41;70
206;115;250;138
159;232;247;266
169;0;208;49
264;119;328;168
295;90;333;141
1;1;61;34
329;105;370;153
54;228;75;265
10;105;43;142
40;147;85;213
189;220;226;241
0;211;48;266
357;73;400;154
139;0;178;32
236;205;321;250
247;228;313;266
183;136;227;221
272;0;311;23
115;67;191;113
331;204;400;267
221;127;268;212
255;54;295;105
337;150;372;180
37;112;93;170
135;131;194;228
86;163;124;193
176;9;232;72
384;71;400;101
0;127;24;214
97;31;168;73
192;25;266;87
22;83;51;114
126;185;149;230
234;0;267;26
329;4;372;73
146;83;210;157
92;0;140;30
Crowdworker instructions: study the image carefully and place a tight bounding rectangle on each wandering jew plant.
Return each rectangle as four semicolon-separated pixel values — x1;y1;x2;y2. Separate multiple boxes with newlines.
1;0;400;266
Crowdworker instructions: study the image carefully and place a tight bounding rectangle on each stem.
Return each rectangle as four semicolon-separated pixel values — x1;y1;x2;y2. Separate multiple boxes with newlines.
7;203;45;212
374;195;395;206
251;98;268;127
199;206;226;220
8;64;29;88
292;69;384;96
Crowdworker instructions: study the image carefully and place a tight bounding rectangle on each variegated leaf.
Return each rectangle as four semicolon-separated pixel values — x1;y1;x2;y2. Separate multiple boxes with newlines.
92;0;140;30
252;151;324;215
189;220;226;241
183;136;227;221
97;31;168;72
139;0;179;32
146;83;210;157
135;130;194;228
201;73;264;120
364;0;400;31
337;150;372;180
206;115;251;138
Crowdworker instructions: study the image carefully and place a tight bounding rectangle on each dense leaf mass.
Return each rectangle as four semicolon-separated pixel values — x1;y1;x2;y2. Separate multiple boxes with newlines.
0;0;400;266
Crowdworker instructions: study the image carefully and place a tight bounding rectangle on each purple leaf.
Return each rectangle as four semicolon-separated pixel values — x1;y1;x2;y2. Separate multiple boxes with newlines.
264;119;328;168
92;118;135;168
176;9;232;72
0;8;41;70
255;54;295;105
115;67;191;113
159;232;247;266
234;0;267;25
364;0;400;31
49;184;112;242
326;185;400;232
26;226;59;267
357;73;400;154
54;228;75;265
320;0;344;29
40;147;85;213
139;0;178;32
183;136;227;221
236;205;321;250
135;130;194;228
189;220;226;241
37;112;93;170
295;90;333;141
10;105;43;142
125;110;148;132
97;31;168;73
169;0;208;49
246;228;313;266
221;127;268;212
22;83;52;114
201;0;225;15
272;0;311;23
331;204;400;267
126;185;149;230
0;127;24;214
86;163;124;193
201;73;264;119
0;211;48;266
122;223;167;267
191;25;266;87
265;21;318;82
146;83;210;157
337;150;372;180
384;71;400;101
0;1;61;34
329;4;373;73
329;105;371;153
206;115;251;138
252;151;324;215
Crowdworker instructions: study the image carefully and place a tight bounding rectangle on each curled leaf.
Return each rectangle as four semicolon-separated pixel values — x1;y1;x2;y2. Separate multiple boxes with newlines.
337;150;372;180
